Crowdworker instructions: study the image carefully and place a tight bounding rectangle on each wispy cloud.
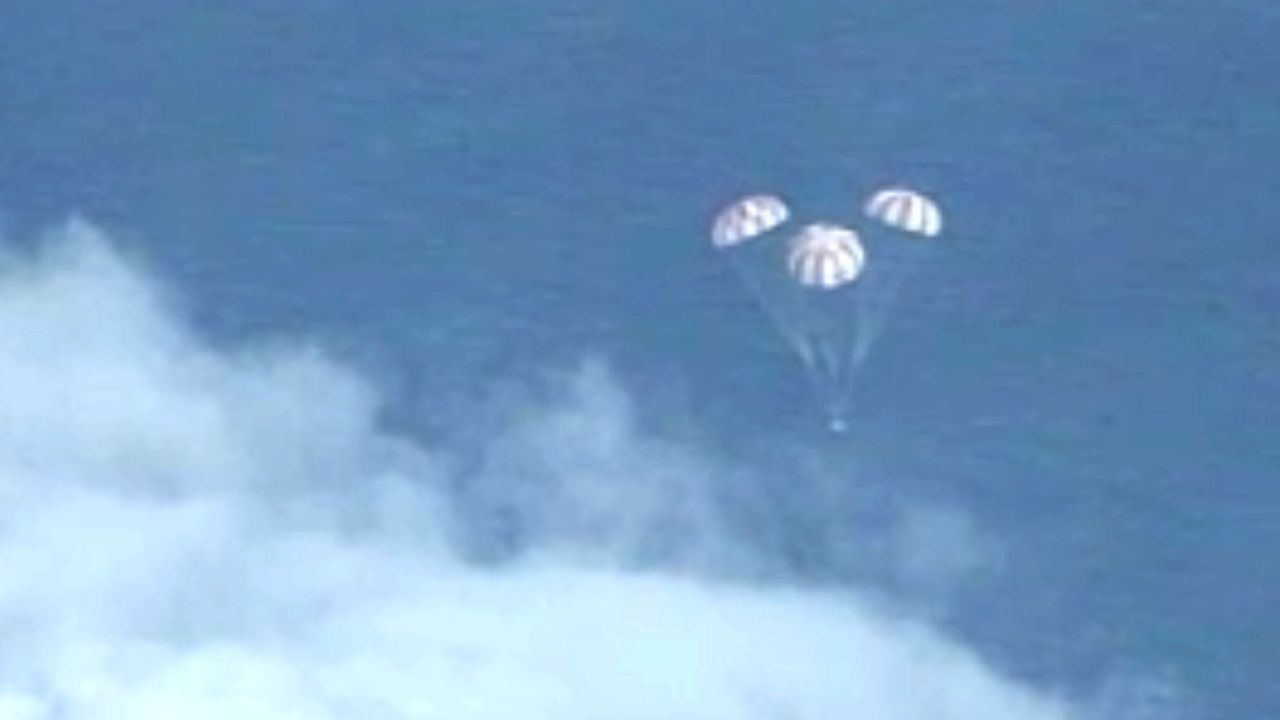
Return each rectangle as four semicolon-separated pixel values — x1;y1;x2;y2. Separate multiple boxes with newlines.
0;218;1088;718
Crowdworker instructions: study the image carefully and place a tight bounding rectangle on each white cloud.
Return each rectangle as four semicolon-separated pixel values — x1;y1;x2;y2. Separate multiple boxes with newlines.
0;218;1091;719
889;504;998;604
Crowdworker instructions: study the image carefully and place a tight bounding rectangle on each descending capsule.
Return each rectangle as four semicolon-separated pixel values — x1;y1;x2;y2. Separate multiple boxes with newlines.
711;194;791;248
787;223;866;290
863;187;943;237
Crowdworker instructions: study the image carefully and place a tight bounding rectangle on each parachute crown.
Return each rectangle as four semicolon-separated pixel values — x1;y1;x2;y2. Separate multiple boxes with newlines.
787;223;866;290
711;193;790;248
863;186;943;237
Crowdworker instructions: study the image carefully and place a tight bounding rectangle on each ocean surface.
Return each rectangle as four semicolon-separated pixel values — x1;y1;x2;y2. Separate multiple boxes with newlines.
0;2;1276;718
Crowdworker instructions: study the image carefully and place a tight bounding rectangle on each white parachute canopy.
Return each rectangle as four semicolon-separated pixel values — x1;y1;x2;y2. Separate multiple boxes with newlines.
863;187;943;237
710;196;876;431
851;185;945;369
711;194;790;248
788;223;866;290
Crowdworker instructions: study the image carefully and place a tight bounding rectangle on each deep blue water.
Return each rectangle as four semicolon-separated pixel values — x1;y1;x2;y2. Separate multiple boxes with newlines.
1;2;1277;717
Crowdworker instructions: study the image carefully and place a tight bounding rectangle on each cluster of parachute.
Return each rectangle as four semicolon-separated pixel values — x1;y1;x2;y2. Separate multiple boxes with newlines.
710;186;944;432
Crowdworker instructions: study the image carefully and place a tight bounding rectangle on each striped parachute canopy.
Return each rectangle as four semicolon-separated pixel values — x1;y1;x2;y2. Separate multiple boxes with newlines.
711;194;790;248
787;223;866;290
863;187;943;237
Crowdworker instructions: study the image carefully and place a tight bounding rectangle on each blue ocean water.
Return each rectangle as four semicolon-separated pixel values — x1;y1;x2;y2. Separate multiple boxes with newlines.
0;1;1276;717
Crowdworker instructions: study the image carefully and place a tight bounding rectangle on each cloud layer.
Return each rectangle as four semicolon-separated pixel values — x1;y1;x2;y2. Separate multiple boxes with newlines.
0;219;1082;719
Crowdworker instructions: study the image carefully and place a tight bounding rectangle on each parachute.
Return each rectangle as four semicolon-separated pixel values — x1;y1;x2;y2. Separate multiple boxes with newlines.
709;186;943;432
783;223;870;431
863;187;942;237
711;194;790;248
788;223;865;289
708;194;799;347
852;185;944;368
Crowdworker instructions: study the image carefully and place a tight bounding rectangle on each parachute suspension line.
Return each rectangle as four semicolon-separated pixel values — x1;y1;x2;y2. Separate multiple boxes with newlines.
851;233;936;369
725;253;811;361
796;304;858;433
824;310;861;430
853;276;894;369
853;295;876;369
798;337;848;432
